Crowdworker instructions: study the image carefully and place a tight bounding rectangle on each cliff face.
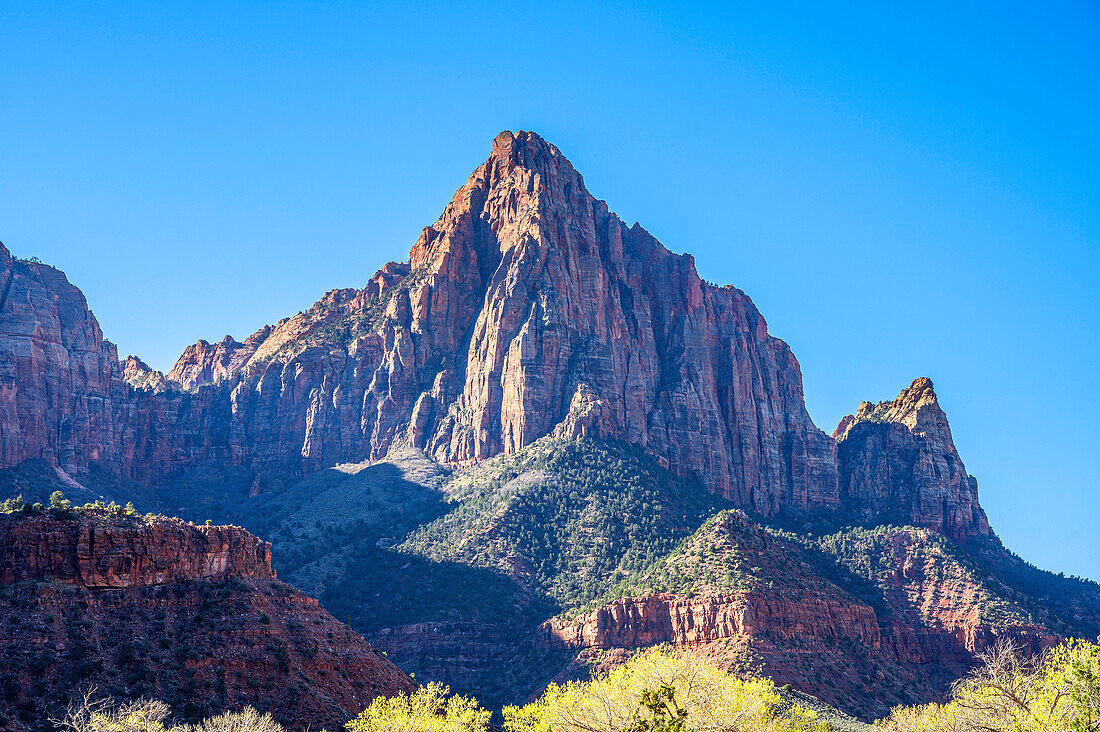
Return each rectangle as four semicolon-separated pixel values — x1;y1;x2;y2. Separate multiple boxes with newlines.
541;591;881;649
0;514;272;588
834;378;990;538
122;131;838;513
0;247;126;475
0;136;992;536
0;511;413;730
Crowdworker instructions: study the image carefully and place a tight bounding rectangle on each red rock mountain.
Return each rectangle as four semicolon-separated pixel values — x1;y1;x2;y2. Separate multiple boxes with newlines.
0;130;1094;722
834;377;989;538
536;511;1055;717
0;510;413;729
0;132;986;537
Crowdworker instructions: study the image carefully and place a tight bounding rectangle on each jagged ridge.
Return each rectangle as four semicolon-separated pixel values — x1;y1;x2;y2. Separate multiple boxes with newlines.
0;133;990;538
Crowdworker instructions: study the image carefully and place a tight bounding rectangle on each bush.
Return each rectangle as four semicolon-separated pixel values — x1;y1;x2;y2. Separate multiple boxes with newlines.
878;637;1100;732
1;494;27;514
346;682;490;732
52;689;285;732
180;707;283;732
503;647;827;732
54;692;171;732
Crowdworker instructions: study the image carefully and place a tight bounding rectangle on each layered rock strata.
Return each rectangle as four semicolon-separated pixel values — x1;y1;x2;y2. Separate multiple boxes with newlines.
0;514;272;588
834;378;990;538
0;511;413;730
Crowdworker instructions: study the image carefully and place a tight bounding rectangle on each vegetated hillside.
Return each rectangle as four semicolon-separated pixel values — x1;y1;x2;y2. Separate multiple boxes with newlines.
797;524;1100;649
586;509;832;603
399;437;731;608
536;509;1100;720
346;438;727;709
176;437;730;711
0;505;412;732
540;510;936;719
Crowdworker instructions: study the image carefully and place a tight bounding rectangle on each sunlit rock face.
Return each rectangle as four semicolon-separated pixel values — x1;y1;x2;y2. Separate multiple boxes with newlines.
0;134;989;538
834;377;990;538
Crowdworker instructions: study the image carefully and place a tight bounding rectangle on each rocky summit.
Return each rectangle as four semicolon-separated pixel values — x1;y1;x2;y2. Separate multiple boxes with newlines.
0;131;1096;726
0;132;983;536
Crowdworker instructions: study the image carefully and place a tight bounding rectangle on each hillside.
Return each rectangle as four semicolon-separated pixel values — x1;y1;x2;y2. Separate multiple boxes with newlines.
537;510;1100;718
0;505;412;731
236;438;729;710
0;130;1096;721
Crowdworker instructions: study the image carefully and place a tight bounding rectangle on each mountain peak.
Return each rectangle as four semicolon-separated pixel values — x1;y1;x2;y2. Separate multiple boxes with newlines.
834;377;989;537
490;129;556;160
486;129;574;181
834;377;941;439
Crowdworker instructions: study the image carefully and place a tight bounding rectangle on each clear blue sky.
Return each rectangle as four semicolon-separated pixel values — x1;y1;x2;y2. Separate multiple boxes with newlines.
2;2;1097;580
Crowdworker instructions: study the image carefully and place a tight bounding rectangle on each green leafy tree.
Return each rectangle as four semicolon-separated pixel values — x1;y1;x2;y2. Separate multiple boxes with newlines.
623;686;689;732
346;682;490;732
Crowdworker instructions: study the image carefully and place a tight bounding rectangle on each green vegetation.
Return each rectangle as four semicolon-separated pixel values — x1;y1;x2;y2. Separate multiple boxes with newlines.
502;647;831;732
347;682;490;732
400;437;730;609
878;638;1100;732
1;492;141;521
571;509;808;612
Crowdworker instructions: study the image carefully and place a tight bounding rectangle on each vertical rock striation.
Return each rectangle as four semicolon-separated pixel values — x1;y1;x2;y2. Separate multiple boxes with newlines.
0;246;125;474
834;378;990;537
0;135;990;536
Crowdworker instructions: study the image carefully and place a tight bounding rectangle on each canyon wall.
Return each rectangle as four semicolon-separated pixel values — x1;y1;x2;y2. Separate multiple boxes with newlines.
0;132;989;536
0;511;413;729
0;513;272;588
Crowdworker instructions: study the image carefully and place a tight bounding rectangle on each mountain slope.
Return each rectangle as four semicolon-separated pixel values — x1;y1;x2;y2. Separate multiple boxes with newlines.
284;438;729;710
540;509;1097;719
0;131;1094;721
0;506;413;731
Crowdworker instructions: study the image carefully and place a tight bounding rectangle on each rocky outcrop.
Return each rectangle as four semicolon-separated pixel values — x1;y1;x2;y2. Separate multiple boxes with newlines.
0;246;126;475
541;591;881;649
0;513;272;588
0;136;990;535
0;511;413;730
834;378;990;537
167;329;272;390
123;355;172;393
856;528;1057;659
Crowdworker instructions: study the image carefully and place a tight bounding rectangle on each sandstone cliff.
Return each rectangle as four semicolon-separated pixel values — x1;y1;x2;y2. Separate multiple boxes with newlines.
834;378;990;538
0;510;413;730
539;513;1054;718
0;137;991;538
0;512;272;587
0;246;125;474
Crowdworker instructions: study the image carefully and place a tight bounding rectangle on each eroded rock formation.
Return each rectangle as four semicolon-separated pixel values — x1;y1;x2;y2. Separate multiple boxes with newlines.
0;133;991;533
0;511;413;729
834;378;990;538
0;513;272;588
